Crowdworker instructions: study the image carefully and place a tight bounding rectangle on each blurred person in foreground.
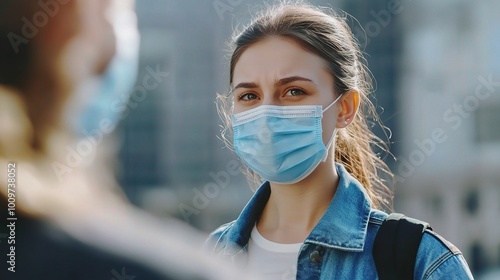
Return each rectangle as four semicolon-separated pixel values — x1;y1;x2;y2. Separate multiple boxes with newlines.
0;1;253;279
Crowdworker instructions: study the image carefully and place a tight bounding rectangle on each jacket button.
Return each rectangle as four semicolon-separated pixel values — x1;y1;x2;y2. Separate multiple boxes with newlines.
309;250;322;263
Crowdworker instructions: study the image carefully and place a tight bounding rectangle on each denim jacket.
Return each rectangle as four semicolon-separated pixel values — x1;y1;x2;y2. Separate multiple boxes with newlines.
205;164;474;279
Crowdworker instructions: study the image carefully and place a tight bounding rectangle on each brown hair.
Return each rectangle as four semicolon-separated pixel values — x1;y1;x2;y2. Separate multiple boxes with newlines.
218;1;394;209
0;0;80;153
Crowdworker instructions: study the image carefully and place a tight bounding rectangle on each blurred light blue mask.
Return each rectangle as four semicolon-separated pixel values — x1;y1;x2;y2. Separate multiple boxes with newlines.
231;96;341;184
66;9;140;136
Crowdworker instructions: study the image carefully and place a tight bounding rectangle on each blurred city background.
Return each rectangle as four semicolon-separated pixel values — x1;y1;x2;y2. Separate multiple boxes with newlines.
112;0;500;278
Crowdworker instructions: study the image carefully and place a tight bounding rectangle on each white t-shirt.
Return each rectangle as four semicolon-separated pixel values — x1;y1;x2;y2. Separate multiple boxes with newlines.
247;225;302;280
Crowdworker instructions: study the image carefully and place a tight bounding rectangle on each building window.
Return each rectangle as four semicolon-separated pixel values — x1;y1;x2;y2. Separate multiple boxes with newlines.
431;194;443;216
463;187;479;216
475;104;500;144
498;244;500;267
470;242;487;275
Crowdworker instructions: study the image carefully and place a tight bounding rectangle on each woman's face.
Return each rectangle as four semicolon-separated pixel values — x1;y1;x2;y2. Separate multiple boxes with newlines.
232;36;340;145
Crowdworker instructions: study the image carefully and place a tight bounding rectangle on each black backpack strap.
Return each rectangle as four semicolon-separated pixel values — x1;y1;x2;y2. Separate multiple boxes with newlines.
373;213;432;280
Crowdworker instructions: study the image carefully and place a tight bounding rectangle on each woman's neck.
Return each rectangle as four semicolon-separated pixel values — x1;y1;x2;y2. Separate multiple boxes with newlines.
256;158;339;244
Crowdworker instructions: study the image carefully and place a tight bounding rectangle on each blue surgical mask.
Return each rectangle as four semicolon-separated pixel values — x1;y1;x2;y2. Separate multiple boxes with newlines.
231;95;341;184
66;8;140;137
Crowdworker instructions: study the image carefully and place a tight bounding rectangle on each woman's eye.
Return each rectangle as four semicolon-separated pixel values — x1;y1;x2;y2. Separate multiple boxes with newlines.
239;93;259;101
285;88;306;97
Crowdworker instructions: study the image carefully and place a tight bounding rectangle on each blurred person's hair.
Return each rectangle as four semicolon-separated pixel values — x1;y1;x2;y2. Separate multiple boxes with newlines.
0;0;77;153
0;1;38;88
0;0;115;153
217;1;394;209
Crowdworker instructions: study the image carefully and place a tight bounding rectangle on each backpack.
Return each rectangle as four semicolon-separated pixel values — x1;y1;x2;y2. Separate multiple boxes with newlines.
372;213;432;280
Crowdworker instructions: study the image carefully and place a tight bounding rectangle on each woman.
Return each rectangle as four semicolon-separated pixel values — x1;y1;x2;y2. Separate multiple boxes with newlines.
206;2;473;279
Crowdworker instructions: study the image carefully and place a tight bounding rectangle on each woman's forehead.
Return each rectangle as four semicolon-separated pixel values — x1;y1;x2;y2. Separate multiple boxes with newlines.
232;37;331;87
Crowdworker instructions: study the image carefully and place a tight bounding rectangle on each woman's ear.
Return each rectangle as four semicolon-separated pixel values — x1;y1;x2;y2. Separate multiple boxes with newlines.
336;89;360;128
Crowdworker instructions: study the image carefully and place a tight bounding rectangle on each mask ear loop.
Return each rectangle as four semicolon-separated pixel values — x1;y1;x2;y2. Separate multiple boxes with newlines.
321;93;344;161
227;87;234;97
322;93;344;113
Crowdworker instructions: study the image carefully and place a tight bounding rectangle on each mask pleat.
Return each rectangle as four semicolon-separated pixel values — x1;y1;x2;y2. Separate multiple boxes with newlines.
231;101;338;184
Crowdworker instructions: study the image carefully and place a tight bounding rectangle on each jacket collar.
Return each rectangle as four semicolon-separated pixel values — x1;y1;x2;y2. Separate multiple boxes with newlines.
223;164;372;254
304;164;372;251
221;181;270;256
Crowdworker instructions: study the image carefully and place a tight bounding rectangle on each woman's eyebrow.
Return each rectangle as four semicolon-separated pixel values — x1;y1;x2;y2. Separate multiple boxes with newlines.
233;82;258;91
275;76;318;87
233;76;317;91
